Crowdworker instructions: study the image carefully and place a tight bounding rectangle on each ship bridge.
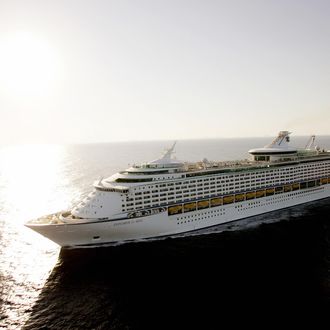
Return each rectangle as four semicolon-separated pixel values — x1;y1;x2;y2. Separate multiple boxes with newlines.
136;141;184;170
123;141;184;174
103;142;185;185
249;131;298;162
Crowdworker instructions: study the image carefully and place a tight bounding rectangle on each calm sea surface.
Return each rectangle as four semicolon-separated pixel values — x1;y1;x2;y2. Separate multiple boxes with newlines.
0;137;329;329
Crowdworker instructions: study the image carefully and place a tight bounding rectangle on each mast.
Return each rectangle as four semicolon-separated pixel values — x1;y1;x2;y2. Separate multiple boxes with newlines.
266;131;291;148
305;135;316;150
161;141;177;161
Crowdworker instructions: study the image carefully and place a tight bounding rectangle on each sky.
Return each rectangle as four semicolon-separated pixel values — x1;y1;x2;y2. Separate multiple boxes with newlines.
0;0;329;144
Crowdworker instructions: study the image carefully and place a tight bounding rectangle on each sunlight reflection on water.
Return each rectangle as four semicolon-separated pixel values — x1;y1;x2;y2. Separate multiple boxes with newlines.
0;144;82;329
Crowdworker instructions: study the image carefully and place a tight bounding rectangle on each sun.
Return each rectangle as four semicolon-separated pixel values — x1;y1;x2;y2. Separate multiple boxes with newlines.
0;31;60;97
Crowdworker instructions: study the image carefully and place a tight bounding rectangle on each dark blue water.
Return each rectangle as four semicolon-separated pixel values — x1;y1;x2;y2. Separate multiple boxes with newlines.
1;137;330;329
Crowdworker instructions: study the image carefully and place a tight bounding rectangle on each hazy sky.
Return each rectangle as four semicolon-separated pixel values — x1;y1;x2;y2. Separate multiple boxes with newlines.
0;0;329;144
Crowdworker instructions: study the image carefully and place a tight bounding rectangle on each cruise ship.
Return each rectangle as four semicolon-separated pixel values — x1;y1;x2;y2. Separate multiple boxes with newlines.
26;131;330;248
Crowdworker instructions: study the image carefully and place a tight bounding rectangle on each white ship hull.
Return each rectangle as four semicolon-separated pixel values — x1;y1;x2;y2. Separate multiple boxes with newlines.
27;184;330;248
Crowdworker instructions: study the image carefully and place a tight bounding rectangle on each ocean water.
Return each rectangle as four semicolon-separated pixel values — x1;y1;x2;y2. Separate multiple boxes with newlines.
0;137;329;329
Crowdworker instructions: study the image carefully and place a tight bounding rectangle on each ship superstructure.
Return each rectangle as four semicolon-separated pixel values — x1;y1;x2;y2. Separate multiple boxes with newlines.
26;131;330;248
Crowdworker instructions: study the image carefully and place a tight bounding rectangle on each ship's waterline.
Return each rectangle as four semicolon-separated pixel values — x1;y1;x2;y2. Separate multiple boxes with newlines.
25;131;330;248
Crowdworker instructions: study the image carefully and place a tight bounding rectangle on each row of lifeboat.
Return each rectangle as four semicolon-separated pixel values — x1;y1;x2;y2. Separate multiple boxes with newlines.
168;177;330;216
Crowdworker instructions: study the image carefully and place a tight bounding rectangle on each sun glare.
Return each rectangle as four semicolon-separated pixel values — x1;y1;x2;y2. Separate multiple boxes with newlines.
0;32;60;97
0;144;72;221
